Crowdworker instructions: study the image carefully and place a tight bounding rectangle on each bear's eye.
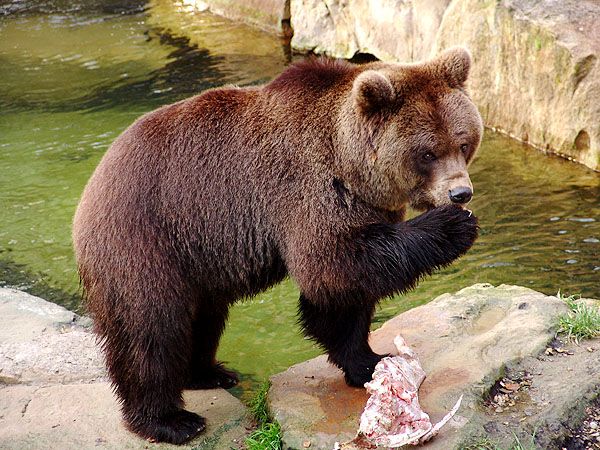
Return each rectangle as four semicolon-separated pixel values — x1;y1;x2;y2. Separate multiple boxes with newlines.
460;144;469;154
422;152;437;162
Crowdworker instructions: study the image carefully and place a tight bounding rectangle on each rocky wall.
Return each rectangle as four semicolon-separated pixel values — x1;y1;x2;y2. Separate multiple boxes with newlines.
290;0;600;171
161;0;600;170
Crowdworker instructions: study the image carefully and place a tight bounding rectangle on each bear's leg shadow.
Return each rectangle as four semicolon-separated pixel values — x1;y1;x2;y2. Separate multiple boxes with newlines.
298;294;384;387
186;300;239;389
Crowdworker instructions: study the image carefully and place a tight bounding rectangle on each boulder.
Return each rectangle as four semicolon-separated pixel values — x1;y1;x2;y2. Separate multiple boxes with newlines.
0;288;104;385
0;288;251;450
289;0;600;171
269;284;600;449
0;383;248;450
290;0;450;62
178;0;290;35
434;0;600;171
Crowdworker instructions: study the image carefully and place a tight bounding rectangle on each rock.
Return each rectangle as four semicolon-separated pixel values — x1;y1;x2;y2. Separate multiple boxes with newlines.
0;288;251;449
289;0;600;171
481;338;600;449
434;0;600;171
180;0;290;35
269;284;599;449
0;288;104;384
0;383;250;450
291;0;450;61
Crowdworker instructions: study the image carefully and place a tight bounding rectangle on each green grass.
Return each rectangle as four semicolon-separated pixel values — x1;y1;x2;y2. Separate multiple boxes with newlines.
245;380;282;450
510;431;536;450
246;422;282;450
557;291;600;343
248;380;271;424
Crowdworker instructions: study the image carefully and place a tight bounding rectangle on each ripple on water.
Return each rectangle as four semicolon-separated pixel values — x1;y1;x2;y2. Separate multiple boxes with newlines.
568;217;596;223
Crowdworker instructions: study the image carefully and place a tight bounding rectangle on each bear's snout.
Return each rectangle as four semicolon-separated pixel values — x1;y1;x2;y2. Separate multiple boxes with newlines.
448;186;473;205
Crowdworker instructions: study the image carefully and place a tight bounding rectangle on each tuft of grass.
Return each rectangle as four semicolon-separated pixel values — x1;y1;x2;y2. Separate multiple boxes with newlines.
245;380;282;450
557;291;600;343
509;431;536;450
246;422;282;450
248;380;271;424
460;437;501;450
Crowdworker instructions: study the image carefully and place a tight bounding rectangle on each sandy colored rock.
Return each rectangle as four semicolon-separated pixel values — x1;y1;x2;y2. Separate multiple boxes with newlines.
0;288;251;449
269;284;594;449
290;0;450;61
434;0;600;171
0;288;105;385
289;0;600;171
178;0;290;35
0;383;250;450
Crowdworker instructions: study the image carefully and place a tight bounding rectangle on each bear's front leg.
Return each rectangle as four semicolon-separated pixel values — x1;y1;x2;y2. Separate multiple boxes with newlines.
290;205;477;388
298;294;384;387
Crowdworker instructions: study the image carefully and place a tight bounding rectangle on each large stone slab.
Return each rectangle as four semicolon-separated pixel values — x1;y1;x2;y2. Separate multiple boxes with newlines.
291;0;450;62
434;0;600;171
268;284;599;449
0;288;105;385
0;288;251;449
0;383;250;450
289;0;600;171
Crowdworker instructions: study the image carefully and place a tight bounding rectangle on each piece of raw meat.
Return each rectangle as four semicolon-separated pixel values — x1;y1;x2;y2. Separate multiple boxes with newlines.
335;336;462;449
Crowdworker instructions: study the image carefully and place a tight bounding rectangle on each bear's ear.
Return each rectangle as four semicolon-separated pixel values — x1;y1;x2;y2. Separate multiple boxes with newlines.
433;46;472;88
352;70;395;115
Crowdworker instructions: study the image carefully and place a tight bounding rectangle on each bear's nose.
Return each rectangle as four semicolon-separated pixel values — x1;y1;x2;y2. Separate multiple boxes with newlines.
448;186;473;204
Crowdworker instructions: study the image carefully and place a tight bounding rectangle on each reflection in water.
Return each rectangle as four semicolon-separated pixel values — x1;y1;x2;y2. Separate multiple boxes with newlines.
0;0;598;397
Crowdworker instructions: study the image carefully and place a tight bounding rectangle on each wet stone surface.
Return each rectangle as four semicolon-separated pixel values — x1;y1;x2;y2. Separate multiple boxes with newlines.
269;284;600;450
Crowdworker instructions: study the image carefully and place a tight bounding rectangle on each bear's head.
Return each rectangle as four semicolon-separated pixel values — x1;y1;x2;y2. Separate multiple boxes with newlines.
337;47;483;212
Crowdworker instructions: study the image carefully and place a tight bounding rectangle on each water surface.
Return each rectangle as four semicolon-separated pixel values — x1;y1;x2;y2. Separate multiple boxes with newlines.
1;0;598;397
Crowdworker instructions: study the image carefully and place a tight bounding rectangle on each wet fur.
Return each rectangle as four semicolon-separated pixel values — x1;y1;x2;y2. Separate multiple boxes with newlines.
73;50;480;444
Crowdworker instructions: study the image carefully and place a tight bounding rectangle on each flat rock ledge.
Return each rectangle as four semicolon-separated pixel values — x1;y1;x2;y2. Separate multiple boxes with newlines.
269;284;600;450
0;288;250;450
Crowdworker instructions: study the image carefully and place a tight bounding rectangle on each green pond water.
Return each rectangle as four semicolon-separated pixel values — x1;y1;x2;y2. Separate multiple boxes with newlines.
1;0;599;398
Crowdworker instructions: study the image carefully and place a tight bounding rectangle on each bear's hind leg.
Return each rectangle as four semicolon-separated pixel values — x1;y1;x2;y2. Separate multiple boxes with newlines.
90;270;206;445
186;301;239;390
298;295;385;387
104;310;205;444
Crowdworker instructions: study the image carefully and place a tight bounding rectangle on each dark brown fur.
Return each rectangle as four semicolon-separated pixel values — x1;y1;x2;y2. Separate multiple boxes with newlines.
73;47;482;444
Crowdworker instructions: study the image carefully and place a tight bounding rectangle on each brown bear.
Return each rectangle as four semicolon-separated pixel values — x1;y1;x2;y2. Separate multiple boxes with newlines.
73;47;482;444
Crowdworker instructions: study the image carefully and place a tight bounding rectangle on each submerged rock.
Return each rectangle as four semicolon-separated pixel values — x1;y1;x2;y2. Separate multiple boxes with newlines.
269;284;600;449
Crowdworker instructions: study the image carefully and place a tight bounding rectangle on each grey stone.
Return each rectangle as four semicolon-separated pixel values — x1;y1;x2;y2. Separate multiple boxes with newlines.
0;288;251;449
289;0;600;171
0;383;250;450
269;284;599;449
0;288;105;385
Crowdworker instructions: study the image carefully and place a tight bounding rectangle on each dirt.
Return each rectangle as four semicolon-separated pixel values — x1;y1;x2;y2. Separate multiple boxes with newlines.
478;337;600;450
562;397;600;450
